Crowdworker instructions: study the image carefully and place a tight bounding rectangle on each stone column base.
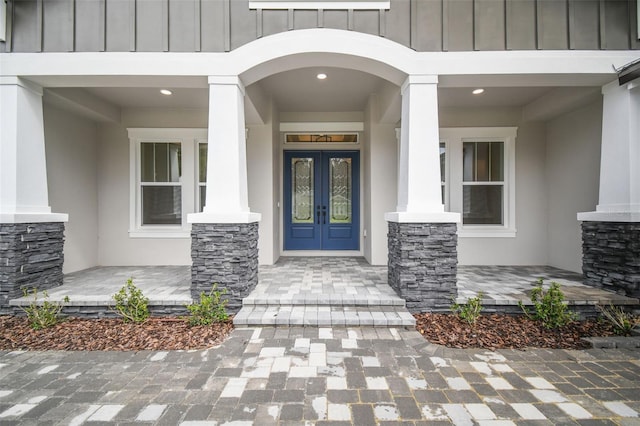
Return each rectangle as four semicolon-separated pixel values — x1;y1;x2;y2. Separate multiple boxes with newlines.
582;221;640;298
191;223;259;314
388;222;458;313
0;222;65;310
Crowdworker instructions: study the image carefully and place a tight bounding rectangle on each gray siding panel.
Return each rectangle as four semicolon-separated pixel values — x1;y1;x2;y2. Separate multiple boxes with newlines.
414;0;443;51
324;10;348;31
603;0;631;49
569;0;599;50
263;10;288;37
169;0;199;52
230;0;256;50
474;0;505;51
76;0;106;52
506;0;536;50
136;0;166;52
4;0;639;52
106;0;134;52
353;10;379;36
200;0;226;52
538;0;569;49
43;0;74;52
294;10;317;29
12;0;40;52
386;0;410;47
446;0;473;51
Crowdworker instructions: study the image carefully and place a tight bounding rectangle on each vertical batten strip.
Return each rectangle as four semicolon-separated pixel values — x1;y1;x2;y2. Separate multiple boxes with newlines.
256;8;263;38
318;9;323;27
223;0;230;51
503;0;508;50
36;0;43;51
130;0;136;51
7;0;13;51
442;0;449;51
101;0;106;51
288;8;294;30
379;9;385;37
534;0;540;49
195;0;201;51
472;0;477;50
409;0;416;49
598;0;606;49
567;0;574;49
163;0;169;51
348;9;354;30
71;0;75;51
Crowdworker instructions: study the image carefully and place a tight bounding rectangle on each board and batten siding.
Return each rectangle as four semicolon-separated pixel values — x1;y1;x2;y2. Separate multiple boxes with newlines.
1;0;638;53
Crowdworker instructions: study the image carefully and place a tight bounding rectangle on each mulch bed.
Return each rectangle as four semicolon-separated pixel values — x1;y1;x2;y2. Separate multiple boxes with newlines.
0;313;617;351
0;316;233;351
414;313;616;350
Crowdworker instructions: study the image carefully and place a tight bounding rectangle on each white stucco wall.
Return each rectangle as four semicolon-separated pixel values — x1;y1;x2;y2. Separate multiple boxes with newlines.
440;107;548;265
247;115;277;265
364;95;397;265
44;104;99;273
546;100;602;272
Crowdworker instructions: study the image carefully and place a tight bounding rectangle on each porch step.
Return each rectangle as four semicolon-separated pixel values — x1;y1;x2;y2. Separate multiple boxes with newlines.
242;293;406;307
233;305;416;327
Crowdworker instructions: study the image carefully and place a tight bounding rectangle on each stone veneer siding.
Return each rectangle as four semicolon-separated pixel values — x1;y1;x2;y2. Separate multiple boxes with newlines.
582;221;640;299
0;222;65;311
191;223;259;314
388;222;458;313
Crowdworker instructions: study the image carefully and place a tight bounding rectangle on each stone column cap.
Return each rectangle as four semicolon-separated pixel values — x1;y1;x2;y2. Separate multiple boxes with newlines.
385;211;461;223
577;211;640;222
0;213;69;223
187;212;261;224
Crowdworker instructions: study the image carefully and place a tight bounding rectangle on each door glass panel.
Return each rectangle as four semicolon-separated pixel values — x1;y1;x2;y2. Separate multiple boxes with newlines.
291;158;314;223
329;158;352;224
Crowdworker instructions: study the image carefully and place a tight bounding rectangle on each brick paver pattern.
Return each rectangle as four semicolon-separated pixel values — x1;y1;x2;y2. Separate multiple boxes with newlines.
1;327;639;425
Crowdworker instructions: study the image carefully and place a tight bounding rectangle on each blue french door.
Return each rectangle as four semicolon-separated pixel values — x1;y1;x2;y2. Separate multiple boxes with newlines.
284;151;360;250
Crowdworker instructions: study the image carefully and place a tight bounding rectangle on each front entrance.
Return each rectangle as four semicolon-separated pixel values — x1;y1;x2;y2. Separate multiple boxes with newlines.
284;151;360;250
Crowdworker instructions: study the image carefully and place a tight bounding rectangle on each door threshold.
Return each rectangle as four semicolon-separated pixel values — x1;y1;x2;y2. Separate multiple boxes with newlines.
282;250;363;257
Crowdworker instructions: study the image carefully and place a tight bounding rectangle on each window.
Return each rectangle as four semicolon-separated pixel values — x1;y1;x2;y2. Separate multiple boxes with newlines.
128;128;207;238
285;133;358;144
198;142;207;212
439;127;517;237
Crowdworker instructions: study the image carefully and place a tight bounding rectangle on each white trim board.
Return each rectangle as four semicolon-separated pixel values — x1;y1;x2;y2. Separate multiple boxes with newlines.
249;1;390;10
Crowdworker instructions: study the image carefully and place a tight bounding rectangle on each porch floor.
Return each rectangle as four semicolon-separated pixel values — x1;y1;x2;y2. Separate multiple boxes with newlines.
8;259;637;324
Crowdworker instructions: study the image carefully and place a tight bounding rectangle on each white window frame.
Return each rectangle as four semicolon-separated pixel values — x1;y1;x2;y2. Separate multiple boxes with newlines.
128;128;207;238
196;139;208;213
440;127;518;238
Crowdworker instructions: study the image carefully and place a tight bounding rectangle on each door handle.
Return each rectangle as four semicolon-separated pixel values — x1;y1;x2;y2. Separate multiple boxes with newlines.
316;205;321;224
322;206;327;224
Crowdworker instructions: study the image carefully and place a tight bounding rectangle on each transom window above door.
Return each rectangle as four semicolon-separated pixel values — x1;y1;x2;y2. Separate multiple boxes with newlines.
285;133;358;144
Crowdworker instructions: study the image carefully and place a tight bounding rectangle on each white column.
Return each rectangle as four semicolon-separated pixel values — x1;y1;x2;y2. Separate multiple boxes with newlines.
0;77;68;223
385;75;459;223
188;76;260;224
578;80;640;222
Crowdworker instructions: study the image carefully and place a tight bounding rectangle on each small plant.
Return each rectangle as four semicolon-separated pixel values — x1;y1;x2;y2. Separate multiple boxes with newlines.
452;292;484;326
186;284;229;326
20;288;70;330
597;304;640;336
519;279;576;329
112;278;149;323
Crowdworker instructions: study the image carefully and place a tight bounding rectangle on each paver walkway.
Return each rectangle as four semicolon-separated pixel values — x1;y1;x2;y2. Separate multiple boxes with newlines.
1;327;639;425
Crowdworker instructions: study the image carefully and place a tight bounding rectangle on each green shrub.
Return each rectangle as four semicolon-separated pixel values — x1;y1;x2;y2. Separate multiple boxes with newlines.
186;284;229;326
112;278;149;323
20;288;69;330
519;279;576;329
452;292;483;326
597;304;640;336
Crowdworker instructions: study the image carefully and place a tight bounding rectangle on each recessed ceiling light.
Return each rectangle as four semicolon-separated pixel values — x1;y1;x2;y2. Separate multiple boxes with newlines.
316;73;327;80
472;88;485;95
160;89;173;95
